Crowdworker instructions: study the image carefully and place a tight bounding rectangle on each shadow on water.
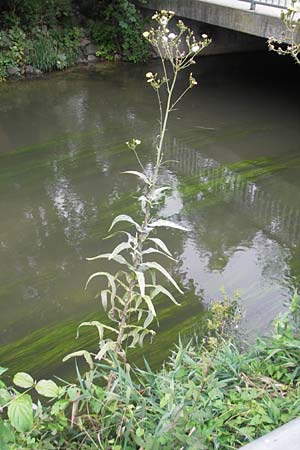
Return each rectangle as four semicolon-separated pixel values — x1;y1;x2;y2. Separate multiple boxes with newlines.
0;50;299;377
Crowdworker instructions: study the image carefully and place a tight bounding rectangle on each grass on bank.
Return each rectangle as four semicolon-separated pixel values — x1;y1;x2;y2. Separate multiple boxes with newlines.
1;292;300;449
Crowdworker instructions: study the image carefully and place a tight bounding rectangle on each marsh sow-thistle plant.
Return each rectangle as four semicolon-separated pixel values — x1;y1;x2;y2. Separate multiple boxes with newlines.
268;0;300;65
64;11;211;385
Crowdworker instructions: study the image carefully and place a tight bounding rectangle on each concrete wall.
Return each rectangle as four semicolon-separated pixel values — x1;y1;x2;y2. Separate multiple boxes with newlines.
142;7;266;55
140;0;299;43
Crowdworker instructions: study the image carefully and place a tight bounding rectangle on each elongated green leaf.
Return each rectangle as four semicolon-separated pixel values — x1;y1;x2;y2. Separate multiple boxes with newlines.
85;272;117;302
101;290;108;311
8;395;33;432
148;238;173;256
0;367;8;377
151;285;181;306
141;261;183;294
13;373;34;389
151;186;171;200
95;341;116;361
109;242;131;260
109;214;141;232
86;253;130;266
142;247;175;261
139;195;148;214
63;350;94;369
136;271;145;297
77;321;118;341
149;219;189;231
144;295;156;316
122;171;151;185
35;380;59;398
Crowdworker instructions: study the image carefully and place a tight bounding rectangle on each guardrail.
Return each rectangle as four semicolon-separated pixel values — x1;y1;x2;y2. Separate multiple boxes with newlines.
241;0;291;10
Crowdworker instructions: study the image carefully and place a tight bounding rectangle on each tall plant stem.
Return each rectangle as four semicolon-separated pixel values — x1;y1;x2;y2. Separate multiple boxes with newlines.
154;70;178;181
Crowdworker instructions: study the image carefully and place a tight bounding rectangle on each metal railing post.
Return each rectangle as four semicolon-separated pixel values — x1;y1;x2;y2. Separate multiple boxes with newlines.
250;0;256;9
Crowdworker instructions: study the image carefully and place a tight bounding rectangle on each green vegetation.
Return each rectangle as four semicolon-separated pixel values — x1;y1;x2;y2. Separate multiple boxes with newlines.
89;0;149;63
1;293;300;449
0;0;148;81
268;0;300;65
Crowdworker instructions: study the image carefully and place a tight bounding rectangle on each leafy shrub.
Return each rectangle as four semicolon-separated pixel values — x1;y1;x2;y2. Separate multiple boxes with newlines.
26;27;83;72
0;26;25;80
90;0;149;62
0;0;73;29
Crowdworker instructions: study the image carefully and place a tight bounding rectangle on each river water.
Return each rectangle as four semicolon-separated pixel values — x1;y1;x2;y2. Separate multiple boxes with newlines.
0;51;300;377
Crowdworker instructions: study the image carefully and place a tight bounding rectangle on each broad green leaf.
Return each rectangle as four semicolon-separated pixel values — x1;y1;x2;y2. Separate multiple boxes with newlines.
149;219;189;232
148;237;173;256
67;387;79;402
8;395;33;432
63;350;94;370
109;214;141;232
0;419;15;449
141;261;183;294
0;388;11;406
136;427;144;437
13;372;34;389
136;271;145;297
35;380;59;398
122;170;151;185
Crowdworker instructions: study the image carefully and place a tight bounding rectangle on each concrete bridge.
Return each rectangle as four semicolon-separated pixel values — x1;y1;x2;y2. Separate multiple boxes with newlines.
140;0;299;54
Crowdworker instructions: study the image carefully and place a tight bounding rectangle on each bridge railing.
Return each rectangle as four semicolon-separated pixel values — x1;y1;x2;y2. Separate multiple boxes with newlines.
240;0;292;10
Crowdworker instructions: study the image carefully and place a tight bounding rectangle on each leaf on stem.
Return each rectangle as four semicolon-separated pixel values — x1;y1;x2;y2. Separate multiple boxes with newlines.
149;219;189;232
13;373;34;389
151;285;181;306
63;350;94;370
136;271;146;297
109;242;131;260
8;395;33;432
148;237;173;256
140;261;183;294
122;170;151;185
109;214;141;232
85;272;117;302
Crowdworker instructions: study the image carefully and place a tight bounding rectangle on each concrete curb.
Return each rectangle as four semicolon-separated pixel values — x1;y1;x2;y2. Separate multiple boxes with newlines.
240;418;300;449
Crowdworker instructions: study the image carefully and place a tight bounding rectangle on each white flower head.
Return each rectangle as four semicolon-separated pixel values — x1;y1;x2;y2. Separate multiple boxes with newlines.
162;36;168;42
135;139;141;145
168;33;176;40
201;34;208;39
160;16;168;26
191;44;200;53
146;72;153;78
143;31;150;38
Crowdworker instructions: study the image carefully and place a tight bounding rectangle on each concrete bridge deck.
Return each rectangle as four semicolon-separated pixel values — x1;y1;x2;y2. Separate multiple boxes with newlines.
142;0;299;42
